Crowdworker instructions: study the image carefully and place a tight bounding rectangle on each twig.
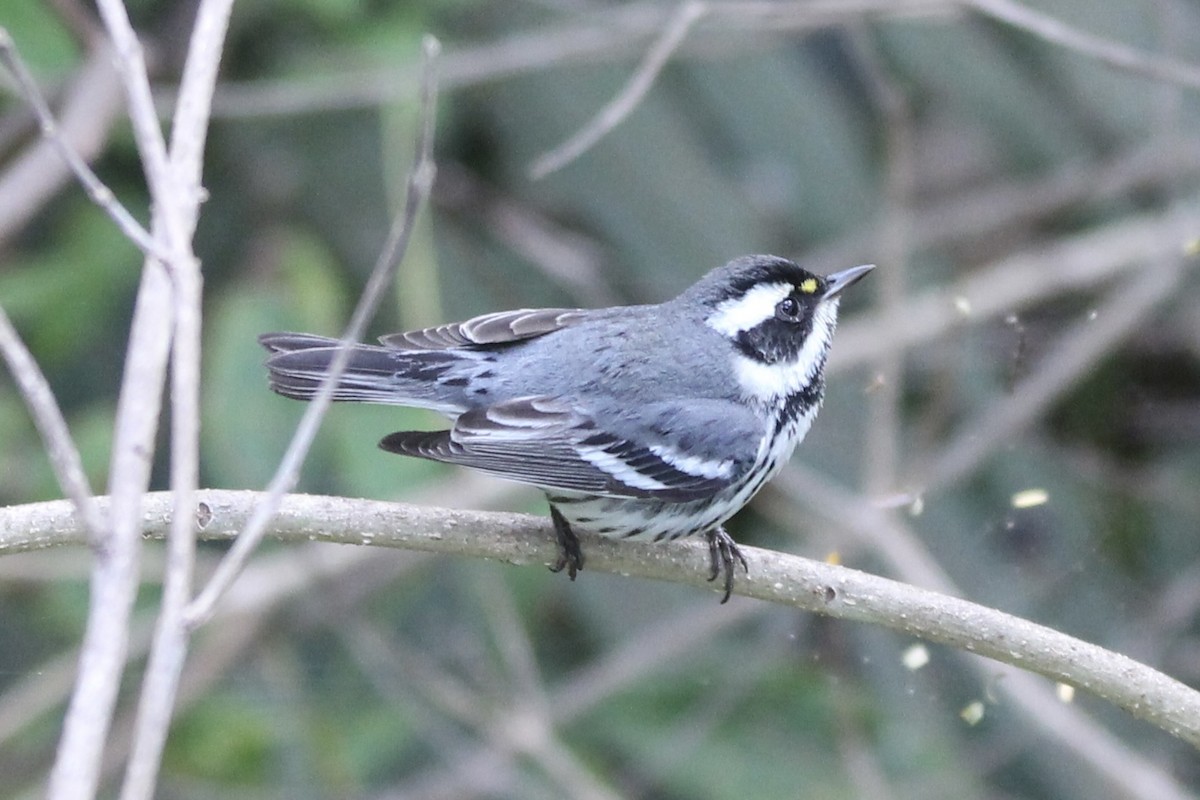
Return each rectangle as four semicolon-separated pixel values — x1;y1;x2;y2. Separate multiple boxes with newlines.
0;30;159;257
4;489;1200;753
202;0;949;120
434;163;619;307
528;0;707;179
44;263;173;800
969;0;1200;91
386;600;762;800
192;0;1200;123
770;465;1196;800
829;202;1200;372
91;0;173;223
376;585;624;800
116;0;237;793
183;35;442;629
844;26;913;494
922;257;1183;493
114;257;198;800
0;618;156;756
44;0;213;793
0;33;135;250
0;307;105;543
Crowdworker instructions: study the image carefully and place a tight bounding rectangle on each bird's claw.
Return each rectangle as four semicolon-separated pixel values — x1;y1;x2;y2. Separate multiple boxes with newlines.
549;505;584;580
706;527;748;603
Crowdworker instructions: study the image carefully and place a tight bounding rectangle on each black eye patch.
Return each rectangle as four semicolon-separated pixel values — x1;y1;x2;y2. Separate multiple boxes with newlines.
735;300;816;364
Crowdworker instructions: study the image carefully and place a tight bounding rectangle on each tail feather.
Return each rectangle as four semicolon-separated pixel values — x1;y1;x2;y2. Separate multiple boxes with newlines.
259;332;469;412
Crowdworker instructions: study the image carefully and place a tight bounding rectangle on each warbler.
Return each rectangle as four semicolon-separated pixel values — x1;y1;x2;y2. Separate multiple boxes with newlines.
261;255;873;601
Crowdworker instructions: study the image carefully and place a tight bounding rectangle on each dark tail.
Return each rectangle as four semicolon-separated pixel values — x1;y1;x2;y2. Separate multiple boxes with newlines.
259;332;467;412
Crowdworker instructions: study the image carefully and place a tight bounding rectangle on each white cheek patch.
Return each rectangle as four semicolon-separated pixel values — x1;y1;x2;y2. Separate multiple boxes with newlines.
706;282;792;336
733;299;840;401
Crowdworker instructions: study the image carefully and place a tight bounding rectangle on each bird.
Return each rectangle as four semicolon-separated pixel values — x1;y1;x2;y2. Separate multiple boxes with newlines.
260;255;873;602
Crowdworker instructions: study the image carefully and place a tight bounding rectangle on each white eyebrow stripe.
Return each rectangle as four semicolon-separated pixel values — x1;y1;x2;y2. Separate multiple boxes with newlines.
705;282;792;336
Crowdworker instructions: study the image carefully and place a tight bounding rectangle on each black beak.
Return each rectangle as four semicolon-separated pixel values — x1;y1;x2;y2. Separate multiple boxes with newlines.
823;264;875;300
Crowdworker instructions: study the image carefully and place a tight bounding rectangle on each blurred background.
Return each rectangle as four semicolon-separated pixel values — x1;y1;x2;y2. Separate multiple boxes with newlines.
2;0;1200;797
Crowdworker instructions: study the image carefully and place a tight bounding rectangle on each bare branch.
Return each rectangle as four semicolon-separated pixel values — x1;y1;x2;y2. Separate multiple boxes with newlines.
116;0;238;793
201;0;952;120
183;35;443;629
970;0;1200;91
45;0;221;791
770;465;1197;800
529;0;707;179
922;258;1183;493
0;34;139;251
0;32;157;254
4;489;1200;754
0;308;104;543
91;0;173;216
844;25;914;495
829;202;1200;372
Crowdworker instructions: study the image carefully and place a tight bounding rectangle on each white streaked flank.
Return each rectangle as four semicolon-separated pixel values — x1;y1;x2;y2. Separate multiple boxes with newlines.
706;282;792;336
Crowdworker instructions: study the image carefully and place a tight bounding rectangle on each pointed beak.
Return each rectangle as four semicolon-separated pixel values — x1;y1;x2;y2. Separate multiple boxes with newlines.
823;264;875;300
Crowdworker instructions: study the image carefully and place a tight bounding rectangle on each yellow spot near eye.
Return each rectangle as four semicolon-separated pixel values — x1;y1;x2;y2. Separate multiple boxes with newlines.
799;278;818;294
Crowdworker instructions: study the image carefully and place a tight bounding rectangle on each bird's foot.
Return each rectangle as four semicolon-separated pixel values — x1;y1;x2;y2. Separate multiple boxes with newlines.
549;505;584;580
706;527;749;604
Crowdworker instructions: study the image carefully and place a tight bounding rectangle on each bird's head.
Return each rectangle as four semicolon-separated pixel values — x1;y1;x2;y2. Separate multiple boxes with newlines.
683;255;874;404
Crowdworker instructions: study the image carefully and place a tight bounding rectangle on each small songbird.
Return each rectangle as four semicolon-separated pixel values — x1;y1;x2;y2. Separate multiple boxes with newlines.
260;256;873;601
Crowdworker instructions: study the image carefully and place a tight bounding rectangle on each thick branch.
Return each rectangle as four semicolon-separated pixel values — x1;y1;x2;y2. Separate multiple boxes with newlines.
3;489;1198;751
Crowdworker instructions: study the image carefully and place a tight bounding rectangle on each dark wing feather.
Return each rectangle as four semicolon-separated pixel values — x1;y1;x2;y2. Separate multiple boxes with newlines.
379;396;753;501
259;332;343;353
379;309;588;350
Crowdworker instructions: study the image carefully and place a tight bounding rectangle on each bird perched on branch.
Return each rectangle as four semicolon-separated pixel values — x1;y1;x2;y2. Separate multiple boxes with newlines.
261;255;873;601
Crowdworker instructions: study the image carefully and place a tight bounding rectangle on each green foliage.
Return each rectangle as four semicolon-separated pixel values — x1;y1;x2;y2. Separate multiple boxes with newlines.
0;3;78;76
166;691;279;785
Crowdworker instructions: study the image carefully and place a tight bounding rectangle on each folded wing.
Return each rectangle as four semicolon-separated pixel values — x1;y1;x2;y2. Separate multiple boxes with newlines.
380;396;763;502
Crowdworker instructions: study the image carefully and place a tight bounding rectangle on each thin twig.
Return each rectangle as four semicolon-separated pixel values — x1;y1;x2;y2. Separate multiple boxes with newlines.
0;30;160;258
114;259;198;800
969;0;1200;91
922;258;1183;493
528;0;707;179
183;35;443;629
44;262;173;800
388;600;761;800
117;0;237;793
844;26;913;495
474;568;549;705
190;0;1200;123
202;0;949;119
770;465;1196;800
0;36;129;249
91;0;173;225
0;308;105;543
0;618;156;756
829;202;1199;372
5;489;1200;754
45;0;205;793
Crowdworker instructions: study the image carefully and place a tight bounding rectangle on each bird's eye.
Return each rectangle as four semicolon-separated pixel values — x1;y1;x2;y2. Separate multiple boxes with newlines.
775;296;802;322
